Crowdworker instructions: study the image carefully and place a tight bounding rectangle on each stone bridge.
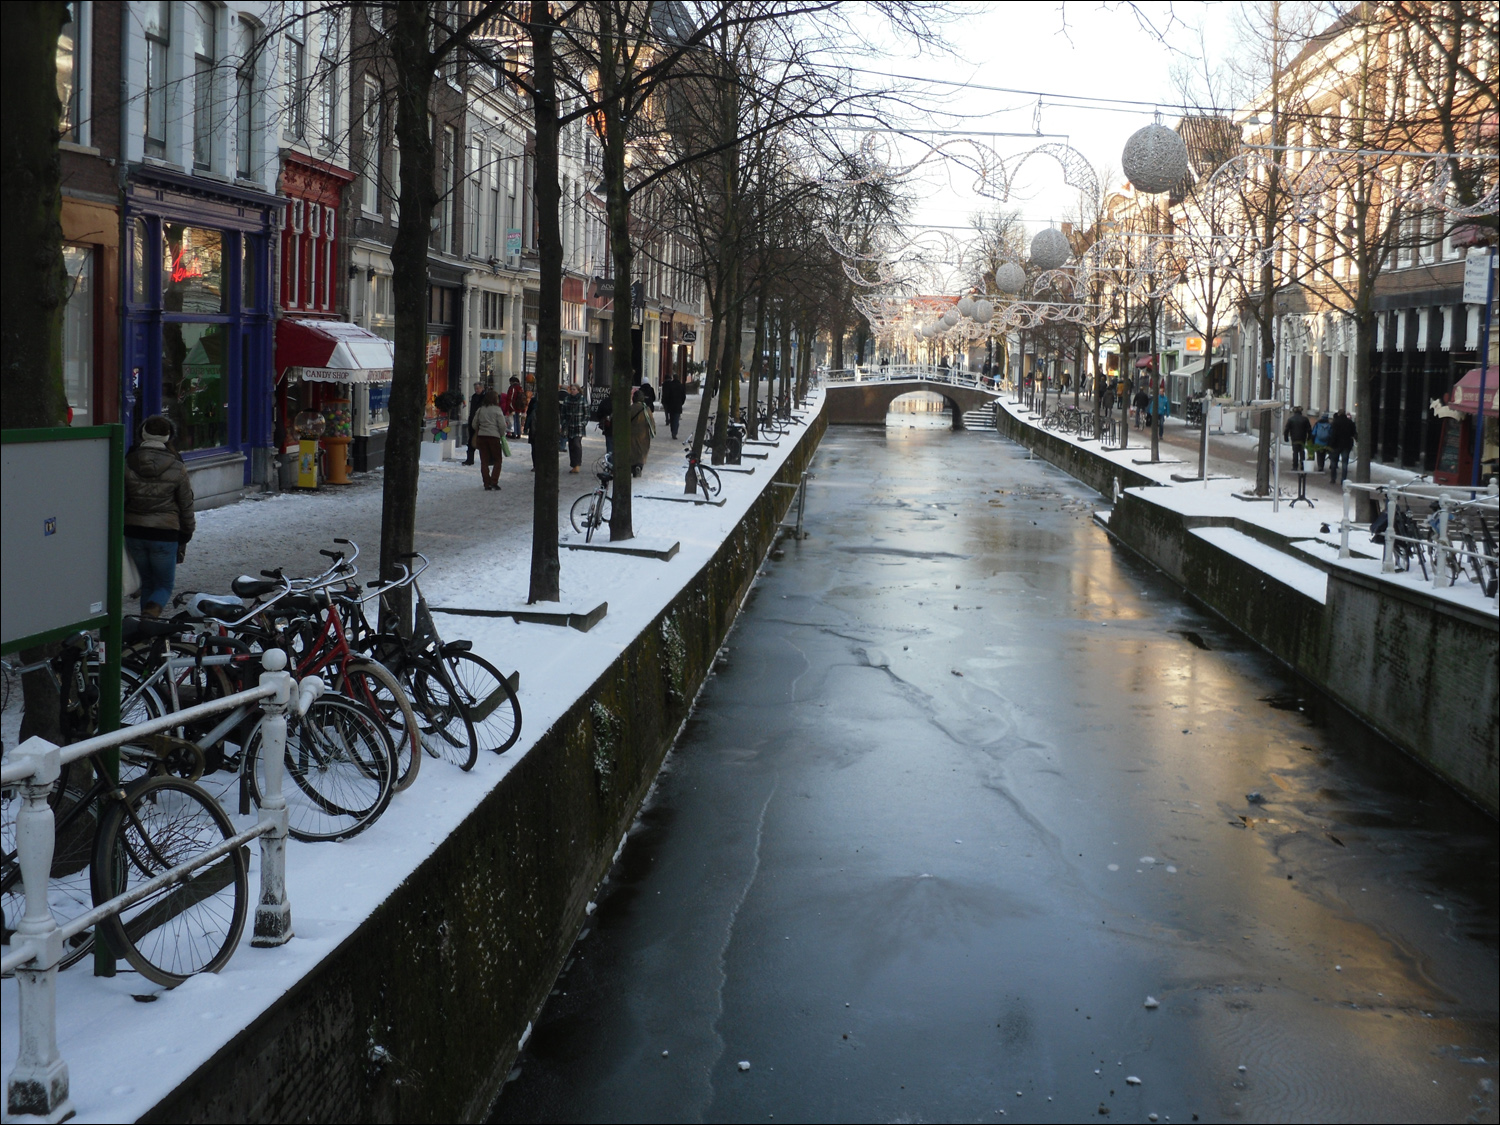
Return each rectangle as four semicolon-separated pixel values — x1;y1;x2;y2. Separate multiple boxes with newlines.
824;377;1002;429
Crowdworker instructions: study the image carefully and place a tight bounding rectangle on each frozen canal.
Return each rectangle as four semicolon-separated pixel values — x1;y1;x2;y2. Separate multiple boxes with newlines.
491;425;1498;1123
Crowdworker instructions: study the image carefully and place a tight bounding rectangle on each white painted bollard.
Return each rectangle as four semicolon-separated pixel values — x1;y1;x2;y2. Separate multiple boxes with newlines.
5;737;74;1123
1339;483;1352;559
1434;502;1452;590
1381;487;1397;574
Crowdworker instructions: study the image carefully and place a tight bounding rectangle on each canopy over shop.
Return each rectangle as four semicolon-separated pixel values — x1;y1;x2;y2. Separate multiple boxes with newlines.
275;318;394;485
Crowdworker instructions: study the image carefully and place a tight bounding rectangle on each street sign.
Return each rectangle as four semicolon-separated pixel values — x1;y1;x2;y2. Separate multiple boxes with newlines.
1464;247;1496;305
1;428;120;650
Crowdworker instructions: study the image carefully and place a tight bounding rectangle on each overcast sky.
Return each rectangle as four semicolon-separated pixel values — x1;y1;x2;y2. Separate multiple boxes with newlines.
833;0;1244;290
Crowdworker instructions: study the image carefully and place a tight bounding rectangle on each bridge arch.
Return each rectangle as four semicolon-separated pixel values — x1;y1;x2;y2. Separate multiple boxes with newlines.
824;378;1000;429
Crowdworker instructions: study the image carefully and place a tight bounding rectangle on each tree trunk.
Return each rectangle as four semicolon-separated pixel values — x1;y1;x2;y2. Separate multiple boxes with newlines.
687;285;724;491
527;0;562;600
1353;310;1375;520
746;283;767;438
779;312;793;415
0;0;68;430
598;9;635;541
380;1;439;629
713;290;743;464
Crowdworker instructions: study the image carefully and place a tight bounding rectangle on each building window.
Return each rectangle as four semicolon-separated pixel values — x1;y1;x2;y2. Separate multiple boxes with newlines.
361;78;382;212
58;2;89;145
63;246;94;424
468;137;482;256
144;1;170;158
236;21;258;177
316;17;339;152
162;223;225;314
284;4;306;140
440;126;456;253
193;3;216;170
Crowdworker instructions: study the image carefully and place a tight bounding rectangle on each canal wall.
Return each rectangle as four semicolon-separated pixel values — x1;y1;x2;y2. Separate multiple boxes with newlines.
140;403;829;1124
996;403;1499;816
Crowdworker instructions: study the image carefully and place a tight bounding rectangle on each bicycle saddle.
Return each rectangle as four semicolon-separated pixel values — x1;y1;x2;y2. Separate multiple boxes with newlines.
121;615;184;641
232;575;283;598
186;592;247;621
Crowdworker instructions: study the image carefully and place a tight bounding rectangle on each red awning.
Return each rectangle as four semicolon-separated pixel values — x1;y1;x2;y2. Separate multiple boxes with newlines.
1134;354;1156;369
276;318;394;384
1449;367;1499;414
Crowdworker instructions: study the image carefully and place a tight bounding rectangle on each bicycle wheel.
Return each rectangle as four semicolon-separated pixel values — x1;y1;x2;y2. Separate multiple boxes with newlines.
697;464;722;499
570;491;611;539
342;659;422;793
91;775;247;987
2;760;100;972
443;649;522;755
245;695;395;842
409;659;479;771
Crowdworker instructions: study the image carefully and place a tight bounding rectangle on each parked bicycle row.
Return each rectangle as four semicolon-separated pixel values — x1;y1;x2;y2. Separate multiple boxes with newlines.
2;537;521;985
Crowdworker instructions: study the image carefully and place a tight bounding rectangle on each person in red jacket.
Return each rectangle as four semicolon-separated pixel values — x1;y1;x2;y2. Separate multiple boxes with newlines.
503;376;525;437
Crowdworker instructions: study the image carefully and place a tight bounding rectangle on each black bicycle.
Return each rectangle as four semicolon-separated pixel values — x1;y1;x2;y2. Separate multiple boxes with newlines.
570;456;614;542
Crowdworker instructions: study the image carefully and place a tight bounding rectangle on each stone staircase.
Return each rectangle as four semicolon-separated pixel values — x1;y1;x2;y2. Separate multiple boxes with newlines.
961;401;999;430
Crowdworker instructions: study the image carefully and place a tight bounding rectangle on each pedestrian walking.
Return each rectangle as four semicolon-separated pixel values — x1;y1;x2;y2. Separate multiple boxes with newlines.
639;380;656;412
1328;409;1357;484
1311;412;1332;472
504;376;525;437
124;414;195;616
1155;388;1170;437
1284;405;1312;471
464;380;486;465
560;382;589;472
471;390;506;490
594;389;614;456
526;391;541;471
662;373;687;440
1133;388;1149;428
629;386;654;477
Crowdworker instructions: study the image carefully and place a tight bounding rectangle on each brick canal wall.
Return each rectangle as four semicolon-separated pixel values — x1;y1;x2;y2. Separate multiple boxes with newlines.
997;405;1499;817
141;403;829;1124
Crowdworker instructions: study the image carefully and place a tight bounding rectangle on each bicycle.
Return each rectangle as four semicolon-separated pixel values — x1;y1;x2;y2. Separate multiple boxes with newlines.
570;456;614;543
3;636;248;983
683;445;722;499
126;592;398;843
352;553;521;763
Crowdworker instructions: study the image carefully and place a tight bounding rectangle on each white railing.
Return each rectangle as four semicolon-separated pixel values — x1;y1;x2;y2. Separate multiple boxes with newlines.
1339;480;1500;598
826;365;1002;393
2;650;324;1120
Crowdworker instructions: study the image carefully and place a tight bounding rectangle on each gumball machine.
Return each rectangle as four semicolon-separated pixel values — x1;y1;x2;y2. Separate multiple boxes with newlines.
294;409;326;489
322;398;353;485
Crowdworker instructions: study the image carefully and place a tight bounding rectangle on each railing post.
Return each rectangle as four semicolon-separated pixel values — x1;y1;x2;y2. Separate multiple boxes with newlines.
1381;487;1397;573
1350;480;1362;561
1434;501;1451;589
252;650;294;947
796;472;809;540
6;737;73;1123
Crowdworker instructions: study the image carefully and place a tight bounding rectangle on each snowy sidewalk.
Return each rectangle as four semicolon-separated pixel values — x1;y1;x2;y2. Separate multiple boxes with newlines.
1;390;824;1124
998;396;1498;617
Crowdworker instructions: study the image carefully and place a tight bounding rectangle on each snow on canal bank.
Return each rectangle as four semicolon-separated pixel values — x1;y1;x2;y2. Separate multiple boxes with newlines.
1;393;823;1123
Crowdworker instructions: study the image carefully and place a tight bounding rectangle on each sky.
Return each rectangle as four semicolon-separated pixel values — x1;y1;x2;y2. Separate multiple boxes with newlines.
832;0;1244;290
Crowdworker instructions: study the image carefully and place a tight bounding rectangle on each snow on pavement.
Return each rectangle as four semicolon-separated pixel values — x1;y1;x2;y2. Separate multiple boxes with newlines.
1;391;823;1123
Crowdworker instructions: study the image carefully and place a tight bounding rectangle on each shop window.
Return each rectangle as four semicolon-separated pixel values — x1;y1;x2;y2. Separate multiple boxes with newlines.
63;246;94;424
132;217;149;305
162;223;224;314
425;333;450;409
163;322;229;451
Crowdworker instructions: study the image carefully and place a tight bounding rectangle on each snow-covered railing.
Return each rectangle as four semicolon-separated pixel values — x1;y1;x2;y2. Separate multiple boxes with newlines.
1339;480;1500;598
2;651;324;1120
829;365;1000;393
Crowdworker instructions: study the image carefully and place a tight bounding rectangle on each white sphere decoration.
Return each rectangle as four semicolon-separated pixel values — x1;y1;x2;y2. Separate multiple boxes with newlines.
994;262;1026;294
1122;123;1189;195
957;293;976;318
1030;227;1071;271
941;307;961;328
973;299;994;324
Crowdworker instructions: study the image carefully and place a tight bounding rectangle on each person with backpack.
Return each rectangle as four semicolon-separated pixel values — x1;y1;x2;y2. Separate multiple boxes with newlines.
1311;412;1332;472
